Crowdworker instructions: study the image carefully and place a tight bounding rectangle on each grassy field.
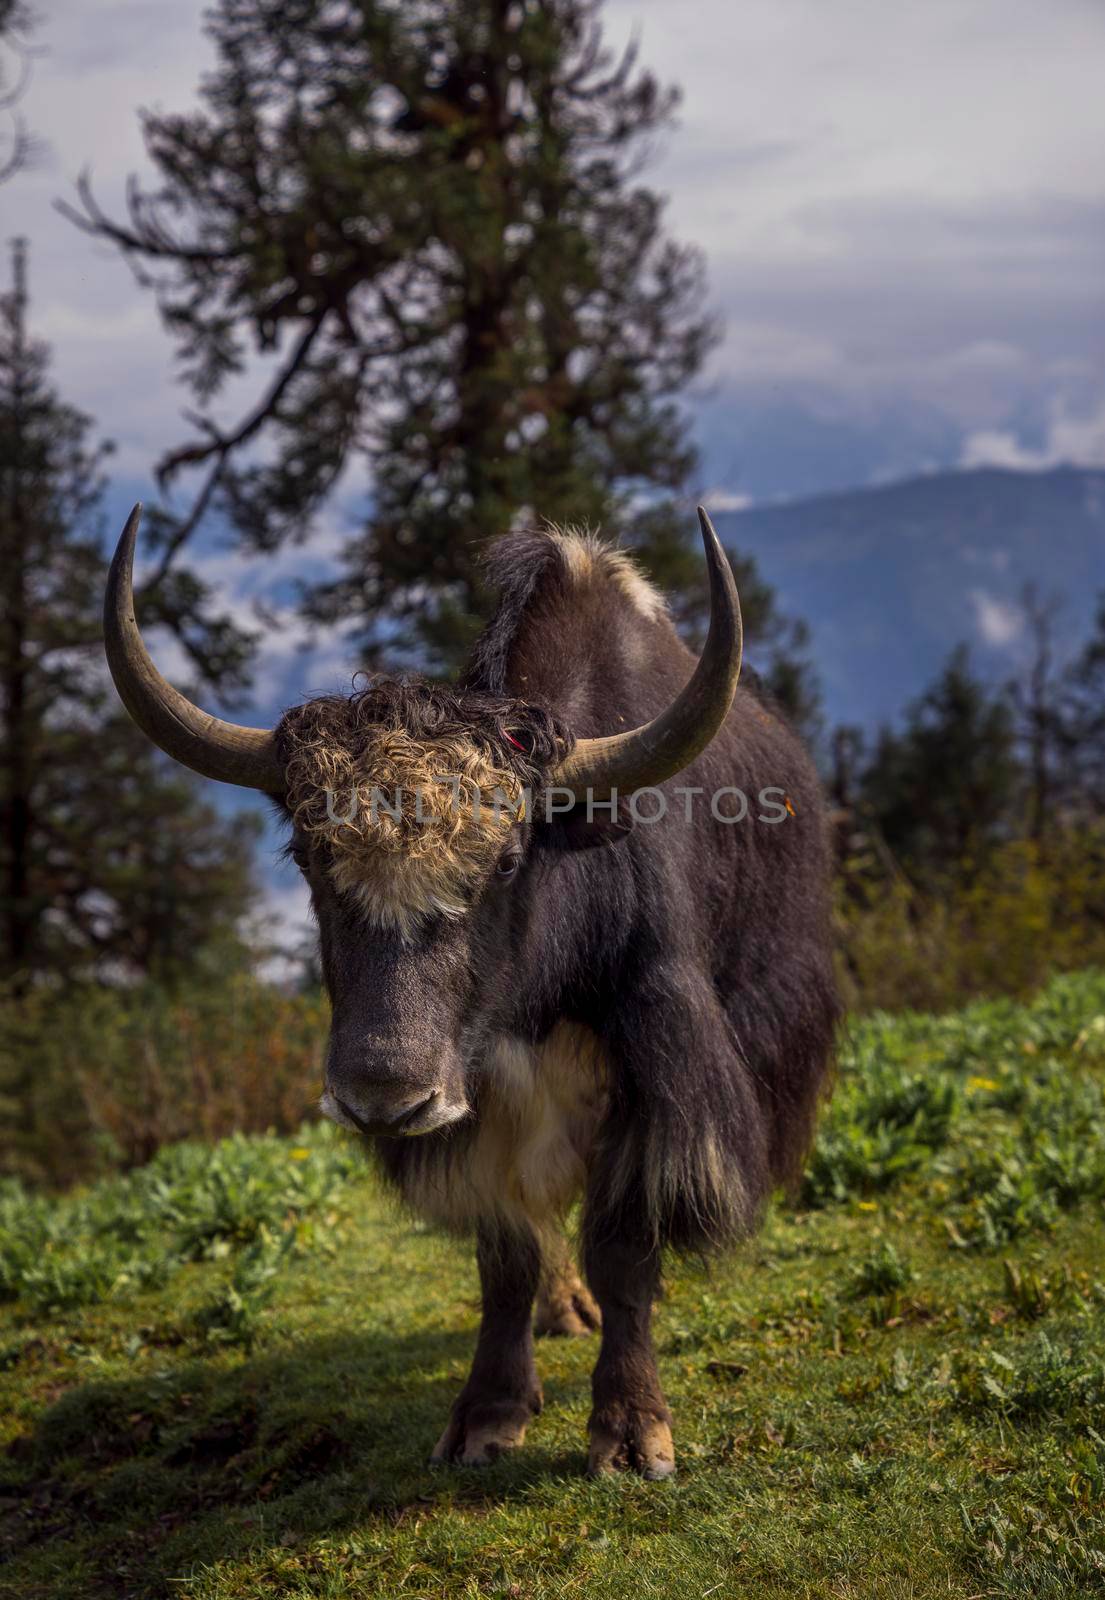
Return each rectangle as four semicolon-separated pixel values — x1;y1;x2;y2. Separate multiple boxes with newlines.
2;974;1105;1599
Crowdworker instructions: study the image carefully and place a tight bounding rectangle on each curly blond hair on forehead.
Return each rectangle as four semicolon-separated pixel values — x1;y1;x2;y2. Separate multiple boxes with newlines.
275;679;567;934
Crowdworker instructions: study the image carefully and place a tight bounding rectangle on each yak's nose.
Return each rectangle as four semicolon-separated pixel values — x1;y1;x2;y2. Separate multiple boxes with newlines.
339;1089;436;1135
320;1085;466;1138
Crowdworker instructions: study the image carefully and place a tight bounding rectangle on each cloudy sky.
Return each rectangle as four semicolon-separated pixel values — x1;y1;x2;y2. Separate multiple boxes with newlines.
6;0;1104;953
10;0;1105;505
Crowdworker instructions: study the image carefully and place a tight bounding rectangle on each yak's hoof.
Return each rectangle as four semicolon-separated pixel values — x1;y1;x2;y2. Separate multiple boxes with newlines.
534;1284;601;1338
587;1409;675;1480
430;1389;542;1467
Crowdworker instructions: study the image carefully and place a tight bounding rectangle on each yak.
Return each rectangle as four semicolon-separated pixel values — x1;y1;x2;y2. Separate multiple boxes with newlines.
104;504;839;1479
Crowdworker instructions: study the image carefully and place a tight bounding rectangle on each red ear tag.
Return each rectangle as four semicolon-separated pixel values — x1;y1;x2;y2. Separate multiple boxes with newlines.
503;729;526;751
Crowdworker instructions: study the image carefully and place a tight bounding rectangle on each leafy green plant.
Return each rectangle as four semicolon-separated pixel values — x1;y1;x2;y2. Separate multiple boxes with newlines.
954;1332;1105;1421
191;1230;294;1350
1000;1260;1098;1322
802;969;1105;1218
848;1242;915;1297
0;1124;358;1315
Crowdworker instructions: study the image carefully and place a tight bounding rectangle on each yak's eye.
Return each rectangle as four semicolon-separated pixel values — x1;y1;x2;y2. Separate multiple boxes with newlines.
496;850;522;880
291;843;311;874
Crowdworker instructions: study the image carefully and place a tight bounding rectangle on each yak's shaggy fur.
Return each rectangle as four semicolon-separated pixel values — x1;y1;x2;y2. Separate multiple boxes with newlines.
469;526;839;1242
314;529;838;1259
279;529;839;1255
396;1024;609;1236
266;524;839;1477
121;514;839;1476
279;679;565;934
547;526;668;623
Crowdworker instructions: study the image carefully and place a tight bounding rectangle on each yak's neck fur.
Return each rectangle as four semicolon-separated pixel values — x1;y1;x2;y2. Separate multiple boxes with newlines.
461;526;686;739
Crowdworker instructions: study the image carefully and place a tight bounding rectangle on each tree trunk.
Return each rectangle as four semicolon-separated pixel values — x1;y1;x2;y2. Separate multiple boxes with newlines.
1;238;32;992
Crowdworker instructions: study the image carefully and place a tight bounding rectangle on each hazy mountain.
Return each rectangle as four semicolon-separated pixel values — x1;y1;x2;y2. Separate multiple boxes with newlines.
711;466;1105;729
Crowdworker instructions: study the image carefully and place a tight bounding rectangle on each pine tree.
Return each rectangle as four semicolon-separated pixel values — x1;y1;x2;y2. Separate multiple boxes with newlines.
66;0;721;668
1007;585;1065;844
860;646;1018;884
0;240;261;990
1060;591;1105;819
0;0;32;182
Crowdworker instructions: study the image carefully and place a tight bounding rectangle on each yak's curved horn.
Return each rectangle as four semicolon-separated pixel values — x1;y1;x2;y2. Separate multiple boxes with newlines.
551;506;742;800
104;505;284;793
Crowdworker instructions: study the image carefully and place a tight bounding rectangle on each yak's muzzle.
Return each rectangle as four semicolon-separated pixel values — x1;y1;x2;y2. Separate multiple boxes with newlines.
320;1083;467;1138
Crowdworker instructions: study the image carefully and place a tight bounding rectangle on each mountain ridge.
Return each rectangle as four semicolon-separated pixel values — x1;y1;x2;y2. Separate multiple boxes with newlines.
710;465;1105;727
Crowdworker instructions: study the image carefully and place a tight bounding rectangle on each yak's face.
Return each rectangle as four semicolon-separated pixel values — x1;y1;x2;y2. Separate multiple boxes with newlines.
276;680;564;1138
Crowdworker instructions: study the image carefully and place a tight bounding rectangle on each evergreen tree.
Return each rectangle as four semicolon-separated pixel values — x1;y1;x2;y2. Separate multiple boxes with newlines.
0;0;32;182
1008;585;1064;844
828;725;863;814
860;646;1018;884
66;0;719;668
1060;590;1105;819
0;240;261;990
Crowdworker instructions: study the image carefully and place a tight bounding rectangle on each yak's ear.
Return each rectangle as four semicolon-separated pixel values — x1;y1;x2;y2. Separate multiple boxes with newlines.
535;798;633;852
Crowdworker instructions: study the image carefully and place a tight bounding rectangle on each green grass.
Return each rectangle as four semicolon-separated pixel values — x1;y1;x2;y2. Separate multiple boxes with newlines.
3;973;1105;1599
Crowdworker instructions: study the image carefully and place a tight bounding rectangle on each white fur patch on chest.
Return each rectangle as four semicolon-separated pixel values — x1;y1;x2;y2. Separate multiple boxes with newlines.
405;1023;608;1232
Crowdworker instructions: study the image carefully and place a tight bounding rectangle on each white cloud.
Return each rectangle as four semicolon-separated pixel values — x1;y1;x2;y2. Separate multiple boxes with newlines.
961;430;1044;471
701;488;753;513
712;323;843;386
960;395;1105;471
610;0;1105;235
970;589;1023;647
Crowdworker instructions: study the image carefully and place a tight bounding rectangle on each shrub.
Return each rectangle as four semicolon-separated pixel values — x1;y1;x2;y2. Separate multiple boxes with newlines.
0;975;328;1186
838;829;1105;1015
801;1035;959;1207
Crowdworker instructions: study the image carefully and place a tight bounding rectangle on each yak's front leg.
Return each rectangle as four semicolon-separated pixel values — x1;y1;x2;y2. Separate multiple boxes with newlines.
431;1220;543;1466
583;1221;674;1479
